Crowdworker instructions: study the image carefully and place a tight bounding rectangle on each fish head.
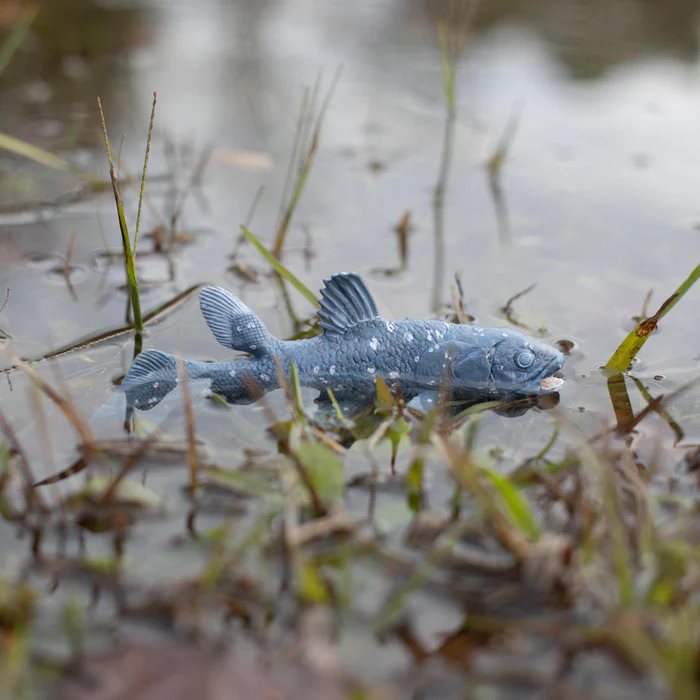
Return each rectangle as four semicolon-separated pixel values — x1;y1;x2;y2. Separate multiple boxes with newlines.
450;329;565;397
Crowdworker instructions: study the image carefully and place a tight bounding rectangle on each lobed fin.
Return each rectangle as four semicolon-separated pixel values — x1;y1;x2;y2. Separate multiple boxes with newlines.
122;349;176;383
318;272;379;335
199;286;273;356
120;349;178;410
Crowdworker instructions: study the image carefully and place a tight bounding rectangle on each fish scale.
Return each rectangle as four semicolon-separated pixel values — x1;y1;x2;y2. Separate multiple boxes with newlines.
121;273;565;411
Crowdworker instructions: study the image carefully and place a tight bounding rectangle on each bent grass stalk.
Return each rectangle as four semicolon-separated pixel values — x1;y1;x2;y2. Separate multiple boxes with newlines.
97;94;157;357
240;225;318;307
606;260;700;371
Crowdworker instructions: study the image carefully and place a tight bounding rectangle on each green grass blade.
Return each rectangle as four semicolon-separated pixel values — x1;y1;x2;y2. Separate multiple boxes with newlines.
97;97;143;347
606;261;700;371
240;225;318;307
133;91;157;254
481;466;541;540
0;5;38;78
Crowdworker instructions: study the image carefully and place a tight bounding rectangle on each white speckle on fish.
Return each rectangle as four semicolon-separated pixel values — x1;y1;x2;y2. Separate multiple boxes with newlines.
386;322;396;333
229;369;236;377
435;330;444;339
502;332;508;338
247;322;254;329
134;399;140;406
367;367;376;374
250;344;257;350
370;337;379;351
153;382;159;388
414;356;420;363
389;371;399;379
313;366;320;374
329;365;336;375
404;332;414;342
260;373;270;382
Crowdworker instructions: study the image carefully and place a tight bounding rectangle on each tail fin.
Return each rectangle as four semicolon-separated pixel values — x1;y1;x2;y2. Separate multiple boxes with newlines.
121;349;178;410
199;286;274;357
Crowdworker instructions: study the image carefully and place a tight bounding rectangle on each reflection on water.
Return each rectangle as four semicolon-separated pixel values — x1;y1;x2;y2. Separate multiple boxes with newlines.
2;0;700;697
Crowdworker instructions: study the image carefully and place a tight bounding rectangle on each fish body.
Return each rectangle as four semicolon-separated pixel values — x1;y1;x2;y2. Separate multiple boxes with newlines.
122;273;565;410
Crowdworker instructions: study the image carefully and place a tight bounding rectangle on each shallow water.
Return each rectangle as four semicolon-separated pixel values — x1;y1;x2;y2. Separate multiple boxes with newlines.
1;1;700;697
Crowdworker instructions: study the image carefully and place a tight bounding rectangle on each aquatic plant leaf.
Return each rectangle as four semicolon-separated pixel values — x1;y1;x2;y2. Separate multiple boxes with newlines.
240;226;318;307
0;579;35;629
606;260;700;371
374;375;394;409
405;458;424;512
294;441;344;502
481;467;540;540
65;475;162;510
298;560;330;604
97;97;144;351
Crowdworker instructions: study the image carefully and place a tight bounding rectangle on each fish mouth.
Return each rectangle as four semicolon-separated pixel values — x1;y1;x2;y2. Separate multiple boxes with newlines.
535;356;566;394
539;375;565;392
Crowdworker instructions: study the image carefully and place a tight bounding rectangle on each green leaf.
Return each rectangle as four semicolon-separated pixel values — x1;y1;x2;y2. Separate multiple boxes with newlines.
294;441;344;502
406;457;424;512
481;467;540;540
240;225;318;307
298;559;329;604
606;260;700;371
66;475;163;510
375;375;394;409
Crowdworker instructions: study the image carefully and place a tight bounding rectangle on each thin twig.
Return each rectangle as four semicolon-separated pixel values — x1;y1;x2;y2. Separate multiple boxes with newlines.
176;356;198;491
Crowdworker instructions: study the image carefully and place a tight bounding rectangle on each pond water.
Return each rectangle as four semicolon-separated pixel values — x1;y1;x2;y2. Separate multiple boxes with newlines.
1;1;700;698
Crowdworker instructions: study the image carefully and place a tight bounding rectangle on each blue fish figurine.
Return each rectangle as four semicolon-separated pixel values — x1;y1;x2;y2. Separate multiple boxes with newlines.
121;272;565;412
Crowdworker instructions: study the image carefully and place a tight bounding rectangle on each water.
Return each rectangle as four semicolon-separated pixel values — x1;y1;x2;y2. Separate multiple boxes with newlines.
1;1;700;697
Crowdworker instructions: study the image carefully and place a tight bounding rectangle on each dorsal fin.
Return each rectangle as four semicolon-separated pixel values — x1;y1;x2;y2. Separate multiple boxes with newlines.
318;273;379;335
199;286;274;356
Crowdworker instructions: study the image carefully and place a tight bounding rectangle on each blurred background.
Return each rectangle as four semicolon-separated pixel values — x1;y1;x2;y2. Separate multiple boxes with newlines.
2;2;700;697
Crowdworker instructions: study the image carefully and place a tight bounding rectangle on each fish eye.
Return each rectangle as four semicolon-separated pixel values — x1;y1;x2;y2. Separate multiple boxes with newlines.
516;350;534;369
